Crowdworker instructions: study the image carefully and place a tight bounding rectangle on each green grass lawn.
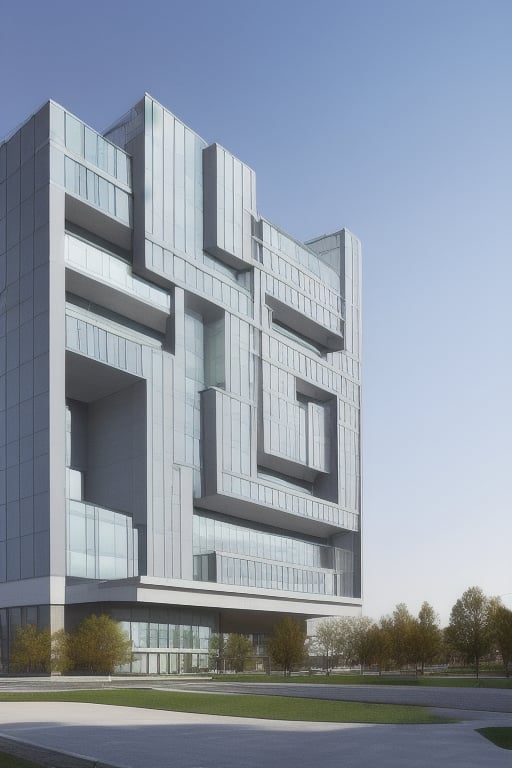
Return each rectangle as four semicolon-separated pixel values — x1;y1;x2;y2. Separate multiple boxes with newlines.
213;673;512;689
477;728;512;750
0;753;42;768
0;689;451;725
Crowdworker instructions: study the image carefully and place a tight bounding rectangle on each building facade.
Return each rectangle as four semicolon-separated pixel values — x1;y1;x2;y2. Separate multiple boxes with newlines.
0;95;362;673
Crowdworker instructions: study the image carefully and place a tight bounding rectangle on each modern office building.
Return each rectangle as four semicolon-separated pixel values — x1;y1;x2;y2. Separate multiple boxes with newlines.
0;95;362;672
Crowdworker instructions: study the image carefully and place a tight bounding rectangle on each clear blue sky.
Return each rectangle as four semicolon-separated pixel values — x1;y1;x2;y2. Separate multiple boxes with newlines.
2;0;511;625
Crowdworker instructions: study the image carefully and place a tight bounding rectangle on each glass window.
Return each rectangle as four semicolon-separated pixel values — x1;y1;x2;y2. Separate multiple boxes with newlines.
98;177;109;210
78;164;87;196
84;127;97;165
98;555;116;578
114;520;127;558
115;188;129;222
64;156;77;194
116;149;128;185
65;114;83;156
97;138;107;171
137;623;149;648
149;623;159;648
98;518;115;556
107;143;116;176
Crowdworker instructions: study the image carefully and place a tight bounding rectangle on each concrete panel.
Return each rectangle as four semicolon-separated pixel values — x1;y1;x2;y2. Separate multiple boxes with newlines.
6;538;20;580
86;380;147;522
20;117;35;164
203;143;255;269
0;144;6;182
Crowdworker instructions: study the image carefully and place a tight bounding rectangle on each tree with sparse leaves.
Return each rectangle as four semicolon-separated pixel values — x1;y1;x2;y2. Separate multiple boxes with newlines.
489;601;512;677
384;603;418;669
447;587;491;678
268;616;306;676
70;614;132;674
9;625;51;674
314;618;344;673
225;633;253;672
344;617;379;669
208;633;226;673
370;623;393;671
415;602;442;673
51;628;73;673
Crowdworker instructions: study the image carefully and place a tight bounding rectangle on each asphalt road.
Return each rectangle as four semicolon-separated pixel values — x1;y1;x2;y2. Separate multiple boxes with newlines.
167;680;512;715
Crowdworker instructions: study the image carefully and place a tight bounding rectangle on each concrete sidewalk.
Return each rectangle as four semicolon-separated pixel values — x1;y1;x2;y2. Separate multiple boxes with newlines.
0;701;511;768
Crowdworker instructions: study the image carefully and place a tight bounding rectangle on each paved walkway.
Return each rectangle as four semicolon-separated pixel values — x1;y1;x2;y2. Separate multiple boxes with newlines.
0;696;511;768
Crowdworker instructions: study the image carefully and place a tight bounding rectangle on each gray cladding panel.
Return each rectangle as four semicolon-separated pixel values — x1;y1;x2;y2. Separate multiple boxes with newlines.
86;381;147;521
0;104;52;582
202;143;255;269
